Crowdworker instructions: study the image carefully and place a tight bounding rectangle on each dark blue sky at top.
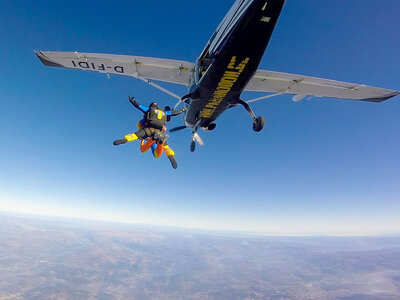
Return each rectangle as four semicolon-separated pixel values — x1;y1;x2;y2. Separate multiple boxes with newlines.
0;0;399;234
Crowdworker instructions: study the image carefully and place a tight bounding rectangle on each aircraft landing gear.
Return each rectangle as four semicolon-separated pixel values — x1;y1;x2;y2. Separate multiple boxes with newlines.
203;123;216;131
237;99;265;132
253;116;265;132
190;140;196;152
189;122;204;152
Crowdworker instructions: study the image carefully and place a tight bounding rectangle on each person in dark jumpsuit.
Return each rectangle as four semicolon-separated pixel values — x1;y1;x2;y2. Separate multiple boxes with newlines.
113;96;186;169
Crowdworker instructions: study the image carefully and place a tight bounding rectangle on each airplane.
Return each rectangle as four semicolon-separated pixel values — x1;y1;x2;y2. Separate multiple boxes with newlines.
36;0;399;152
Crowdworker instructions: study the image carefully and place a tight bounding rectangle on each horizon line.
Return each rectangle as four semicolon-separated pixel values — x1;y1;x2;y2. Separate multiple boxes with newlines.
1;209;399;238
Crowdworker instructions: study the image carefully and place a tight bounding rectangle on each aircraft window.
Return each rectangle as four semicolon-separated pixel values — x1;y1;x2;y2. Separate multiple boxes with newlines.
198;57;211;81
197;43;212;82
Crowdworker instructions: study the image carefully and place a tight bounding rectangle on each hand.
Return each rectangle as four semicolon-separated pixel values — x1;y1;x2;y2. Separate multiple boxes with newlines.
129;96;138;107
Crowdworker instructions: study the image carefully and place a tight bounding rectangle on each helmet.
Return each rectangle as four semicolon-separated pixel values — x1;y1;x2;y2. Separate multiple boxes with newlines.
149;102;158;109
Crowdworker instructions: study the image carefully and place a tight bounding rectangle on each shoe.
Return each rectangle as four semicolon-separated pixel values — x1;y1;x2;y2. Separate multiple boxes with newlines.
168;155;178;169
113;138;127;146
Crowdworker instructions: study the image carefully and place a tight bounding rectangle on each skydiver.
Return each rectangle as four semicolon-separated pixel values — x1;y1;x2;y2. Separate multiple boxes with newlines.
113;96;186;169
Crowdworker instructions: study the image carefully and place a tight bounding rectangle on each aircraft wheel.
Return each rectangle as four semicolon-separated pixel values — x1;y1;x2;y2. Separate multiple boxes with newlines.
207;123;217;131
190;140;196;152
253;116;265;132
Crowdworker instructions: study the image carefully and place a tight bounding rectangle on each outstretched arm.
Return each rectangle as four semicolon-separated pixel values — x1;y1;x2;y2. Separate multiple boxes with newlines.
166;107;187;118
129;96;148;114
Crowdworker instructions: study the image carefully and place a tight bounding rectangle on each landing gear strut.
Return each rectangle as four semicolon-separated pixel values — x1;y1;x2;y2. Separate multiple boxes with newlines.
190;140;196;152
237;99;265;132
189;120;205;152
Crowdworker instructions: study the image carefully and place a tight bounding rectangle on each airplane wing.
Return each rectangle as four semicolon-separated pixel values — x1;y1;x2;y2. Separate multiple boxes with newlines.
244;69;399;102
35;51;195;86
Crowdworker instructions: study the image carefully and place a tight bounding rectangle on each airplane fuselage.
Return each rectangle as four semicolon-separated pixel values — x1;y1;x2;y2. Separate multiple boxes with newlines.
36;0;398;153
184;0;286;129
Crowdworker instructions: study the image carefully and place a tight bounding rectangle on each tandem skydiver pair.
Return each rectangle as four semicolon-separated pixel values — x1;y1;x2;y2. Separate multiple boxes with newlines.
113;96;186;169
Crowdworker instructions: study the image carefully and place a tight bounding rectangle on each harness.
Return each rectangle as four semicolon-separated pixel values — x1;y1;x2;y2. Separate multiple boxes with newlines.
146;107;166;130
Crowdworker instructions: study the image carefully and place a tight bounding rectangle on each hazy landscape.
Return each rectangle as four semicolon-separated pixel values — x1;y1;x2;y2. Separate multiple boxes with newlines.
1;212;400;299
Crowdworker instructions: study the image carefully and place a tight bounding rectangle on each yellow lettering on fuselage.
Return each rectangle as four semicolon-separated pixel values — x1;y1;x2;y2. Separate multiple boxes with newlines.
199;56;250;118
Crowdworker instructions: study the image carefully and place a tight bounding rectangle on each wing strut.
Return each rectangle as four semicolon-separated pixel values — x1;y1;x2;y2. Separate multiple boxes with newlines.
173;99;183;109
132;73;182;101
245;89;288;103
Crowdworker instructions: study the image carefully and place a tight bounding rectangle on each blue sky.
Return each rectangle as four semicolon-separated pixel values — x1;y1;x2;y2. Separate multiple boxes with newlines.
0;0;399;235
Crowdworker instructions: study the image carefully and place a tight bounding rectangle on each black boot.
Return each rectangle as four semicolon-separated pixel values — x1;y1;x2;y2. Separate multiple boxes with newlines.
113;138;128;146
168;155;178;169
